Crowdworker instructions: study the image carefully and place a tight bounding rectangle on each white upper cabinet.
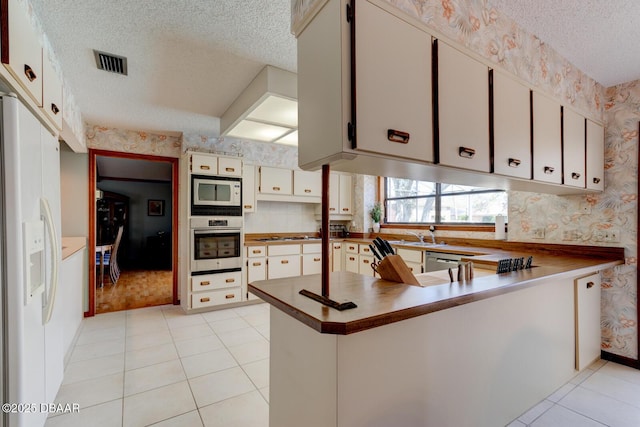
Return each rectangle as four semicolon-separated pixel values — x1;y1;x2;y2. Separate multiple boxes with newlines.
4;0;43;106
293;170;321;197
492;71;531;179
191;153;218;175
436;40;490;172
532;92;562;184
586;120;605;191
259;166;293;195
41;50;63;130
354;0;433;163
217;157;242;177
563;108;586;188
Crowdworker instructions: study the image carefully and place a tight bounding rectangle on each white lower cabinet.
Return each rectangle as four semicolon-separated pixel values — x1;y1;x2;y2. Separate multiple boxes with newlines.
190;271;243;308
302;243;322;275
345;243;359;273
267;244;301;279
575;272;602;371
332;242;344;272
246;246;266;301
396;248;423;274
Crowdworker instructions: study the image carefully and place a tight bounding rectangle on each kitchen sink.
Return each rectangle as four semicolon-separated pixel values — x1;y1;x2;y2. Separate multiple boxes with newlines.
386;240;441;247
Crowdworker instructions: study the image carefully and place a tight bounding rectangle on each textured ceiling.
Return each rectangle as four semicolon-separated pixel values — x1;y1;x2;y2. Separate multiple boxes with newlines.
29;0;640;136
488;0;640;87
29;0;296;135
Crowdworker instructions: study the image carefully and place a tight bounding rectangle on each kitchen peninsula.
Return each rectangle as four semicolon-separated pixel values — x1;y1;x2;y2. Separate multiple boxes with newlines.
249;242;623;427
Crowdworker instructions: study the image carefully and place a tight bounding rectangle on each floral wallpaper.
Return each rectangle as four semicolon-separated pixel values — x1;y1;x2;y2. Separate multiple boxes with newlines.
292;0;636;360
86;125;182;157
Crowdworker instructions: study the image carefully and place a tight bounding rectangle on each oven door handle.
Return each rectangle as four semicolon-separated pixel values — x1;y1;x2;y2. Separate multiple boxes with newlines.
193;228;242;235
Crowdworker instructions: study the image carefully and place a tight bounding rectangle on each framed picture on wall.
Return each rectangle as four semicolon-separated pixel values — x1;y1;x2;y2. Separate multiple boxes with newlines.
148;199;164;216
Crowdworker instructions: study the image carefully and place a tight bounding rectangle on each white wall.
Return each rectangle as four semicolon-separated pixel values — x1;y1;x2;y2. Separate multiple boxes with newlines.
60;145;88;237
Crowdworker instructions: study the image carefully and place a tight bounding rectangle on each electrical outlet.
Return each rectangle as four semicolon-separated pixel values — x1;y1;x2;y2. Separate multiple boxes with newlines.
605;228;621;243
532;228;545;239
562;229;582;241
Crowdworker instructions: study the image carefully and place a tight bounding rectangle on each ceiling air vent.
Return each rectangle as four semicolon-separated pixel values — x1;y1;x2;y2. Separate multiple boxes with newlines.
93;50;128;75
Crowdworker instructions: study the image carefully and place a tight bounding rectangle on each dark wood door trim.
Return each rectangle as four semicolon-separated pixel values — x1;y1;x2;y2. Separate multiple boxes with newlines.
85;149;180;317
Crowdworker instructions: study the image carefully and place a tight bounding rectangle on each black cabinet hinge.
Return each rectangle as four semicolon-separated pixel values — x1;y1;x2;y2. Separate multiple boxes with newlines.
346;3;353;22
347;122;355;142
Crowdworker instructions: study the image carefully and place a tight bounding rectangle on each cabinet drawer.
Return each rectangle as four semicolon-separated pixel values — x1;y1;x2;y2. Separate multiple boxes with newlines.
345;243;359;254
192;288;242;308
218;157;242;177
397;248;423;264
268;255;301;279
191;153;218;175
302;253;322;275
345;254;359;273
191;271;241;291
359;255;375;276
302;243;322;254
268;244;300;256
359;245;373;256
246;245;266;258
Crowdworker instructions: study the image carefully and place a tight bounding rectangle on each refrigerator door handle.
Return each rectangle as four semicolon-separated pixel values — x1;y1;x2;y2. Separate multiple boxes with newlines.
41;198;59;324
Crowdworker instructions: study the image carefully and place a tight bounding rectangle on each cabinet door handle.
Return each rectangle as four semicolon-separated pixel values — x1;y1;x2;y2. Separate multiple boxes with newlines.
349;256;356;261
586;281;595;289
273;186;280;191
51;103;60;115
508;158;521;168
458;147;476;158
200;165;211;170
571;172;581;180
362;247;370;252
200;281;211;286
24;64;37;82
281;260;289;264
200;297;211;303
593;177;601;184
225;167;235;172
252;262;262;266
244;204;253;209
544;166;555;174
342;208;350;212
304;189;312;193
387;129;410;144
225;278;235;283
313;257;321;262
329;208;336;211
225;294;235;299
363;259;369;264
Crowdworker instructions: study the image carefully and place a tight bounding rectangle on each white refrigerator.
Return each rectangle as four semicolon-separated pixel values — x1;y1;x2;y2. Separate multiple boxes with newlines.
1;93;64;427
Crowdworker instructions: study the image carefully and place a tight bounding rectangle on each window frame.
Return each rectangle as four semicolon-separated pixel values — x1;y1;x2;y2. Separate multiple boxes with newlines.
383;178;507;226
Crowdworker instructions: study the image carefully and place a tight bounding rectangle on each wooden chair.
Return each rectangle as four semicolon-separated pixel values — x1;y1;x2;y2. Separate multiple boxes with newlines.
109;225;124;284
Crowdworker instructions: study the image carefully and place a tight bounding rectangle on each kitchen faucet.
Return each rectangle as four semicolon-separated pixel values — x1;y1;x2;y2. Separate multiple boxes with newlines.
406;231;425;243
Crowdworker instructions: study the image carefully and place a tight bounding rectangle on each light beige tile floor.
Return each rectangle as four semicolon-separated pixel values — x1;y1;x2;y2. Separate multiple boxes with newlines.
47;302;640;427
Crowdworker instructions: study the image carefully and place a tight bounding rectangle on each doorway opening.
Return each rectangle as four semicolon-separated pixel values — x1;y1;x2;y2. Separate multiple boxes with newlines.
87;149;179;316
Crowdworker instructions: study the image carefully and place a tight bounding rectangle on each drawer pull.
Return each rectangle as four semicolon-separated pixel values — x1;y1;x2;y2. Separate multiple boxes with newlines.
225;294;235;299
244;204;253;209
281;260;289;264
593;177;601;184
362;247;370;252
387;129;410;144
272;186;281;191
200;297;210;303
200;281;211;286
348;246;355;250
225;167;235;172
544;166;555;174
225;278;235;283
252;249;262;254
304;189;312;193
24;64;37;82
329;207;336;211
252;262;262;266
508;158;521;168
571;172;581;180
458;146;476;158
363;259;369;264
200;165;211;170
342;208;350;211
313;257;321;262
51;103;60;115
586;281;595;289
349;256;356;261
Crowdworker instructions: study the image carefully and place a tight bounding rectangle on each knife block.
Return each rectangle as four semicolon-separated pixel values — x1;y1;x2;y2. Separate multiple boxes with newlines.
374;255;421;286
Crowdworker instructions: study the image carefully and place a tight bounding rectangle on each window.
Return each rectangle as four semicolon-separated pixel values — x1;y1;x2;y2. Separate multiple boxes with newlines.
384;178;507;224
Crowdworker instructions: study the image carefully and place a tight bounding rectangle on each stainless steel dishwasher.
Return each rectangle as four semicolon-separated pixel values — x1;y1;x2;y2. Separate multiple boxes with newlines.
424;251;470;272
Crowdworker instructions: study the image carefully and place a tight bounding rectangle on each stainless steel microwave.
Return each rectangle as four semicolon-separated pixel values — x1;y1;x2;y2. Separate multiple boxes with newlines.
191;175;242;216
